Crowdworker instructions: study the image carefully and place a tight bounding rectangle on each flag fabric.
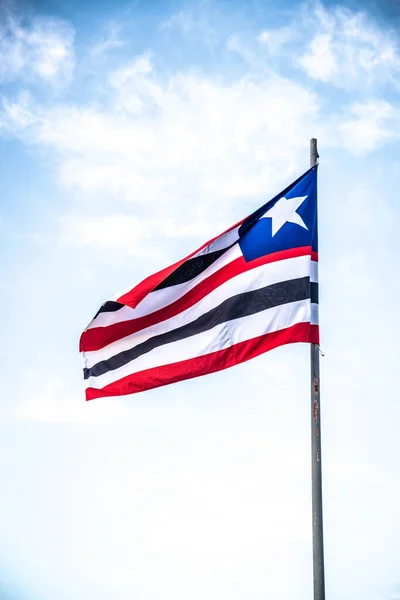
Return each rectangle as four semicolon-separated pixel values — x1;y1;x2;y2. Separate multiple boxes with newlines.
80;166;319;400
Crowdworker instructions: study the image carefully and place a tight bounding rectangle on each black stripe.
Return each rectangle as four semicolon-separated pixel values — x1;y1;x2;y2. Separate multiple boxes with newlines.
311;282;318;304
93;301;125;319
85;276;311;380
154;247;230;291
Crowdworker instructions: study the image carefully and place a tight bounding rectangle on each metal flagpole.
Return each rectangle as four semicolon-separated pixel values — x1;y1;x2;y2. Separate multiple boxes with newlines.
310;138;325;600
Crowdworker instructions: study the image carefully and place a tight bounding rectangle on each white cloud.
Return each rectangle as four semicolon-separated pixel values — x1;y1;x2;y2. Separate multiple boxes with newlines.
1;2;399;261
111;54;153;81
0;5;75;85
0;90;38;129
90;22;125;56
255;3;400;90
226;35;257;64
160;6;217;47
0;63;322;255
338;100;399;154
298;4;400;88
13;71;319;194
109;53;158;113
257;27;297;56
59;211;218;262
161;10;195;33
298;32;337;82
61;213;152;252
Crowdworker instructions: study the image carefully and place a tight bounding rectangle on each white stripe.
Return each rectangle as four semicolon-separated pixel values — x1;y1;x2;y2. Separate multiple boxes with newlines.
197;225;240;254
86;298;315;390
311;302;318;325
106;226;241;306
310;260;318;283
88;243;243;330
88;249;317;333
84;255;316;367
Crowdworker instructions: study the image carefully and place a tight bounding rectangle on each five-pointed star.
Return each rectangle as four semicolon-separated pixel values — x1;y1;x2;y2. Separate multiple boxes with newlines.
261;195;308;237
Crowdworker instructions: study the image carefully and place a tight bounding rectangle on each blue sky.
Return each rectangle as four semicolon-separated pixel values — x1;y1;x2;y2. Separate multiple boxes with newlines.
1;0;400;599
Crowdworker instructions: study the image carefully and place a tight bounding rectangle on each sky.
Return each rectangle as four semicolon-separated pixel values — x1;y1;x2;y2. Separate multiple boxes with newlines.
1;0;400;598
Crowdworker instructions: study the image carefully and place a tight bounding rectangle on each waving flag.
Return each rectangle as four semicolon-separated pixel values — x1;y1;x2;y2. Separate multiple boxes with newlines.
80;166;319;400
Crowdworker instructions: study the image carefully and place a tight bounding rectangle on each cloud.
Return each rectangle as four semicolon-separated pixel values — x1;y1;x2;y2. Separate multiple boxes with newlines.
226;34;258;65
161;10;195;33
160;6;218;47
299;4;400;88
257;27;298;56
257;2;400;90
90;22;125;56
0;4;75;86
0;60;322;255
0;90;38;129
299;32;337;82
338;100;400;153
60;213;154;255
1;1;400;261
58;211;219;263
109;53;156;113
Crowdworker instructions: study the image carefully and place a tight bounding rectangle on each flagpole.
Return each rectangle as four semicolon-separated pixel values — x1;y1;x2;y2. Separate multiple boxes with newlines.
310;138;325;600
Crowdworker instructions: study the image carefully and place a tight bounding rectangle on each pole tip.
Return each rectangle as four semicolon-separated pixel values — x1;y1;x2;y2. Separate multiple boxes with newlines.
310;138;319;166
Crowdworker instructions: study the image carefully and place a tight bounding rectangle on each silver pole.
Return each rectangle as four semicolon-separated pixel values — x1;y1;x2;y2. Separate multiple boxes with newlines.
310;138;325;600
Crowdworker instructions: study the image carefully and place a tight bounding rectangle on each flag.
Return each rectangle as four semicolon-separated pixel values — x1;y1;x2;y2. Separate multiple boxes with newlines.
80;166;319;400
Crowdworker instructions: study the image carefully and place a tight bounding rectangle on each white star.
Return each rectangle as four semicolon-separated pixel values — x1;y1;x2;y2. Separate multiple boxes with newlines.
261;195;308;237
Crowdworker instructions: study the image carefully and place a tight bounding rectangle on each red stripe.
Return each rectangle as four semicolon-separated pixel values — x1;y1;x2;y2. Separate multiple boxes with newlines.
80;246;317;352
116;219;245;309
85;323;319;400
